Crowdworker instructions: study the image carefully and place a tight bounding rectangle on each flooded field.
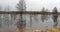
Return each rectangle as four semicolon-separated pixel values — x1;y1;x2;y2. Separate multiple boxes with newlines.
0;14;60;32
0;0;60;32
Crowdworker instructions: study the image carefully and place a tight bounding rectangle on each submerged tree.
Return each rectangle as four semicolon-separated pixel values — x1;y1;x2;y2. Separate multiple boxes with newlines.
52;7;58;27
3;5;11;27
34;15;38;22
0;5;2;28
30;15;32;29
41;8;49;22
16;0;26;24
16;0;26;32
16;0;26;22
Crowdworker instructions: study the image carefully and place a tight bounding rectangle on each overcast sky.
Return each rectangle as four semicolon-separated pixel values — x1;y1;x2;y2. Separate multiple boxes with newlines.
0;0;60;12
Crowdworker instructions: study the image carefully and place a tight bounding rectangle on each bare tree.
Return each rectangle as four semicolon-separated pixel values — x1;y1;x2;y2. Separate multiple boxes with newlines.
3;5;11;27
52;7;58;27
0;5;2;28
4;5;11;11
0;14;2;28
0;5;2;11
30;15;32;29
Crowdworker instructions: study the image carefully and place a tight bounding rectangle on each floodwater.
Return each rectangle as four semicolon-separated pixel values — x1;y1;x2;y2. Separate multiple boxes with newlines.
0;14;60;32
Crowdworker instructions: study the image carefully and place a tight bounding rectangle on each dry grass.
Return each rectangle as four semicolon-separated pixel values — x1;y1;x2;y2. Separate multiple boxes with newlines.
25;27;60;32
0;25;60;32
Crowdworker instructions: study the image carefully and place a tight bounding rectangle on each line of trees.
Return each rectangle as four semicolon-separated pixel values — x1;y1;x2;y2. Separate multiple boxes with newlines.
16;0;58;28
41;7;58;27
0;5;16;28
0;0;59;28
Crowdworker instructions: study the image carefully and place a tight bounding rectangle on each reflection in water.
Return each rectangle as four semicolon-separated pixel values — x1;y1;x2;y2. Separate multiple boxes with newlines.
0;14;60;32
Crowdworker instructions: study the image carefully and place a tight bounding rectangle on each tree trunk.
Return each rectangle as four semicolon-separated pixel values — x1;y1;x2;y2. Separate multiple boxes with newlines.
53;16;58;27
